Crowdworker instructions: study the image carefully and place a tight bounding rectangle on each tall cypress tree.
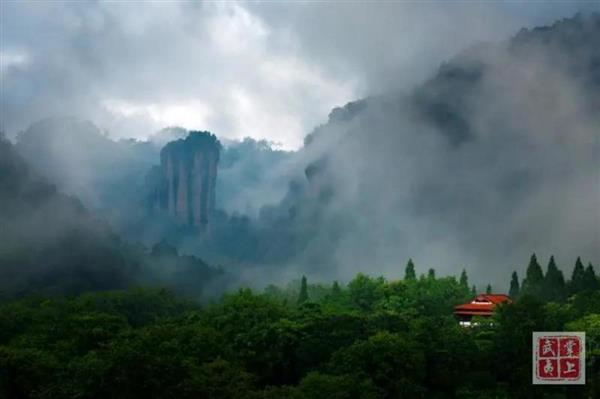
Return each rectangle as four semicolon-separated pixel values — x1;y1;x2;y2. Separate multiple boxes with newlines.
471;285;477;296
486;284;492;294
521;253;544;299
543;256;566;302
404;259;416;281
459;269;469;289
584;263;600;291
509;271;520;299
297;275;309;305
570;257;586;295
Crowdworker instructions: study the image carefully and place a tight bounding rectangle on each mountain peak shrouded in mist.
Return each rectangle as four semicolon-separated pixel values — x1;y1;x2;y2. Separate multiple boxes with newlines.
0;133;130;295
0;133;223;297
148;126;189;147
15;116;159;210
242;12;599;286
2;13;599;291
148;132;220;232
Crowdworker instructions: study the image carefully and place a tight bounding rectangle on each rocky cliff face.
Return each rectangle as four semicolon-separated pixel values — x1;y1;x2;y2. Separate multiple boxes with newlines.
150;132;220;233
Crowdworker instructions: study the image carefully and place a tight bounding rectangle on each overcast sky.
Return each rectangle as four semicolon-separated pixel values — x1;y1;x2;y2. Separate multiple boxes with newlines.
1;1;598;149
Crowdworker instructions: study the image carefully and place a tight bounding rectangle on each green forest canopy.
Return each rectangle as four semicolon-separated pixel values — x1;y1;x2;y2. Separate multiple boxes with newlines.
1;256;599;399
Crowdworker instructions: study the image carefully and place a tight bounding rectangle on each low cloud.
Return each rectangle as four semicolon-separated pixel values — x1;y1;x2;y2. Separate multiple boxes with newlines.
1;2;355;148
4;2;596;148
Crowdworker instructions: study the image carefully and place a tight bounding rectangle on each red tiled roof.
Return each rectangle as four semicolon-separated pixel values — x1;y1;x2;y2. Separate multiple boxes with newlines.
455;303;494;310
453;294;512;317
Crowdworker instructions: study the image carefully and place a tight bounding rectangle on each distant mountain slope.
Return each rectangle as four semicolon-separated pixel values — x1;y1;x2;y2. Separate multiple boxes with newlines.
0;134;222;297
14;118;295;226
6;14;599;289
1;132;135;295
15;117;159;210
247;13;600;284
218;138;296;217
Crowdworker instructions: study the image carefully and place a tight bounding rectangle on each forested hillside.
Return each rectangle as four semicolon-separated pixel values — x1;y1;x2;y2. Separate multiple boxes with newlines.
1;257;599;398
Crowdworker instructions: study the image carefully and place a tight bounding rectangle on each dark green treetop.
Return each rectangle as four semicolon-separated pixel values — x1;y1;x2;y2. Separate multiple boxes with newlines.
298;275;309;305
584;263;599;291
459;269;469;289
570;257;587;294
521;253;544;298
427;268;436;280
486;284;492;294
543;256;566;302
509;271;520;299
405;259;416;281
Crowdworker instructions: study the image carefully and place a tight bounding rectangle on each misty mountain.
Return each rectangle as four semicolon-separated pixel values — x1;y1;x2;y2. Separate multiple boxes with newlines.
219;138;296;217
0;132;134;295
14;118;294;221
16;117;159;210
146;131;221;232
7;14;599;290
244;13;600;285
0;134;222;298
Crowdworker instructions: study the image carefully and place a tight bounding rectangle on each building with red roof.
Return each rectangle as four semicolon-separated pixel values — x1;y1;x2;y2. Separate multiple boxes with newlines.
454;294;512;326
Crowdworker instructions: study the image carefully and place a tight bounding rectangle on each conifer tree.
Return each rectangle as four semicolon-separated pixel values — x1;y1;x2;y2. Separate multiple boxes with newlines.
543;256;566;302
584;263;600;291
459;269;469;289
521;253;544;298
471;285;477;296
486;284;492;294
297;276;309;305
570;257;586;295
404;259;416;281
509;271;520;299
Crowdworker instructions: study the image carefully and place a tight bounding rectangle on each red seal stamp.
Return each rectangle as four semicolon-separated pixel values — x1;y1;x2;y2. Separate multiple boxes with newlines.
533;332;585;385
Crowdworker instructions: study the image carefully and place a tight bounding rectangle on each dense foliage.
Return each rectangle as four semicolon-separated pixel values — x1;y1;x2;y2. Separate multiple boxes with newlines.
1;259;598;399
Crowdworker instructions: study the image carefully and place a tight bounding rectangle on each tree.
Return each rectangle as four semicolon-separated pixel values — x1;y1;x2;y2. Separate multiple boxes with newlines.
471;285;477;296
486;284;492;294
509;271;520;299
584;263;600;291
543;256;566;302
328;331;425;397
570;257;587;295
298;276;309;305
427;268;436;280
185;358;257;398
404;259;416;281
521;253;544;298
347;274;384;311
294;372;378;399
459;269;469;289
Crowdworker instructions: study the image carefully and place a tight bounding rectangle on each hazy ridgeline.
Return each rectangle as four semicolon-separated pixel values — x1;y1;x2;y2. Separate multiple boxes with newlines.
247;14;600;287
0;134;223;298
2;14;599;295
